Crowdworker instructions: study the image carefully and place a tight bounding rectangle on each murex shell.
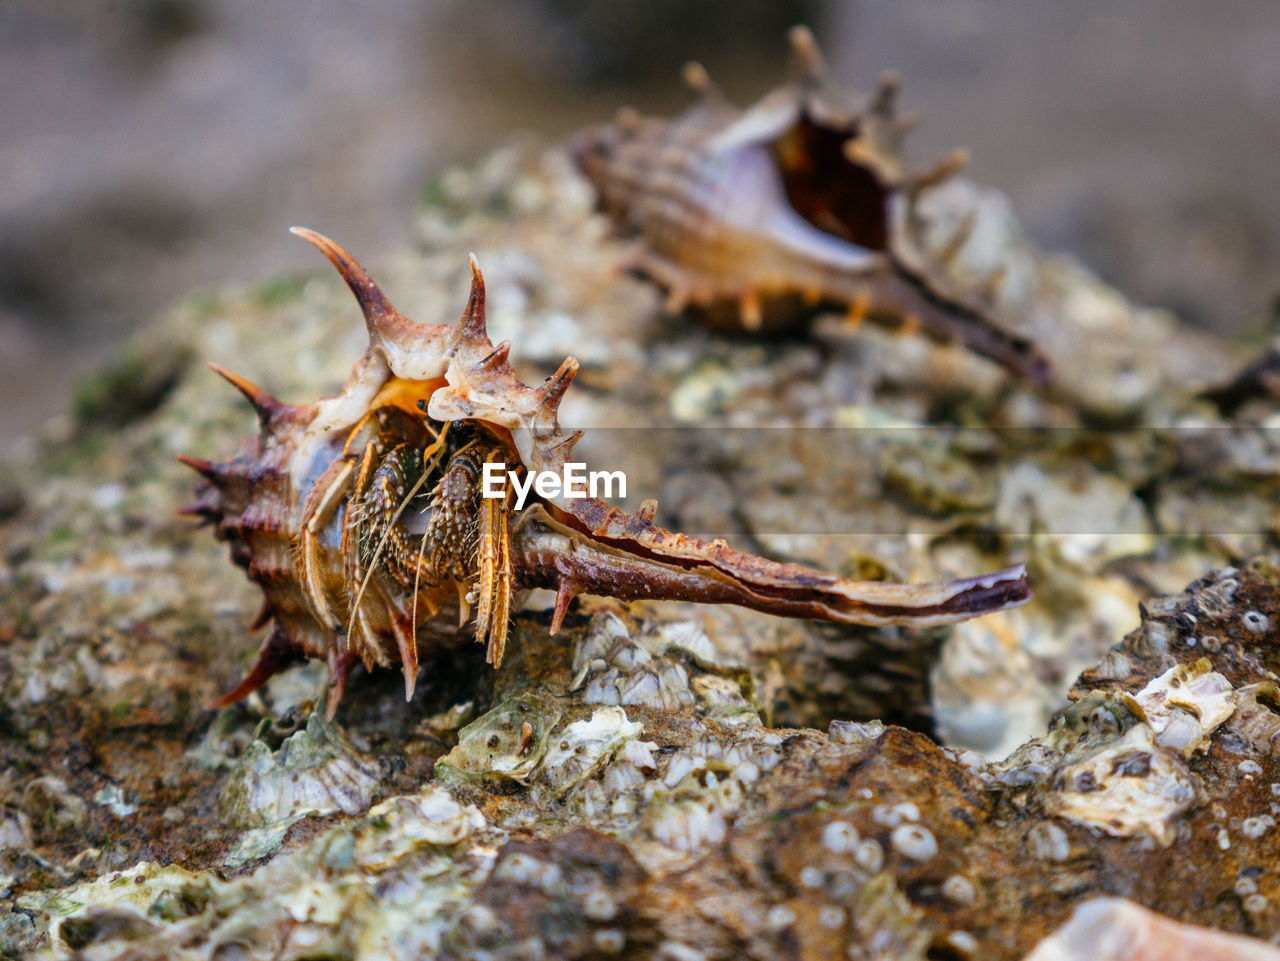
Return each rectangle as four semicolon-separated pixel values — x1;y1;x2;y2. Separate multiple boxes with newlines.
572;26;1048;382
181;228;1030;717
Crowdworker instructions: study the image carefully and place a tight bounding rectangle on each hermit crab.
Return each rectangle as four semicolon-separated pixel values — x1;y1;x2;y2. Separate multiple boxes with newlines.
572;26;1048;382
181;229;1031;717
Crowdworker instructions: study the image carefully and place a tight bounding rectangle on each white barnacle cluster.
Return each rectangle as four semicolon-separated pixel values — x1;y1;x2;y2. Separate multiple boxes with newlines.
774;821;935;955
570;612;691;710
806;817;886;884
1046;714;1200;846
865;801;940;864
533;706;646;797
435;693;562;784
569;613;756;721
352;789;487;870
431;640;779;846
643;781;737;852
1132;658;1236;756
22;784;491;960
781;791;949;919
1042;658;1280;847
639;728;785;853
559;734;659;824
214;713;385;837
246;786;488;957
437;691;652;811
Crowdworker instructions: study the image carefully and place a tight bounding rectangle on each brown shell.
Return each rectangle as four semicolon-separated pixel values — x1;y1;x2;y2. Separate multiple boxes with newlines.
181;228;1031;717
571;26;1049;383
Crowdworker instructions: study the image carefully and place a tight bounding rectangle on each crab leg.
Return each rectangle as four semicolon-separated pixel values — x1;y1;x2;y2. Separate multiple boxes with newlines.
511;505;1029;631
474;451;513;665
340;439;380;609
296;457;356;631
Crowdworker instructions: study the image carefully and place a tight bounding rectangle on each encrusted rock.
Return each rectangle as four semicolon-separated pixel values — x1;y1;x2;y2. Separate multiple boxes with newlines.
2;128;1278;961
215;713;387;831
435;693;562;784
534;707;646;797
21;778;88;843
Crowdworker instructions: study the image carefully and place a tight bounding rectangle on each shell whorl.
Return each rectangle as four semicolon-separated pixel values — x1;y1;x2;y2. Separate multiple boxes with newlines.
572;26;1047;382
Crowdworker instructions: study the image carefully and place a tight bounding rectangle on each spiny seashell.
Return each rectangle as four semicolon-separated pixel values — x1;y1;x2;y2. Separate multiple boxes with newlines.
181;228;1030;717
571;26;1049;382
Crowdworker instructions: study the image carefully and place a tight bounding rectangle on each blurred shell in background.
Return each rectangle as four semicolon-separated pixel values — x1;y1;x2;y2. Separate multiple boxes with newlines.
3;0;1280;448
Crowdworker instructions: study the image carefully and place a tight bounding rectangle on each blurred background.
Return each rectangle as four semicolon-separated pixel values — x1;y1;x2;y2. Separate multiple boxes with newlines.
3;0;1279;447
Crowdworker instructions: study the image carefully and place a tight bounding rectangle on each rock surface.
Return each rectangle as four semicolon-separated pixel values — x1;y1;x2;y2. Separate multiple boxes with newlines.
0;144;1277;959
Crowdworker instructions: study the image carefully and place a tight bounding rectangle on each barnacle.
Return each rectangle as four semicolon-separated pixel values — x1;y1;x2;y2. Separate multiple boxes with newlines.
181;228;1031;717
571;26;1049;382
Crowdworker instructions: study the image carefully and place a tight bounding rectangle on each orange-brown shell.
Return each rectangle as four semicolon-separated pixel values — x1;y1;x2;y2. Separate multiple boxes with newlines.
572;26;1048;382
183;229;1032;717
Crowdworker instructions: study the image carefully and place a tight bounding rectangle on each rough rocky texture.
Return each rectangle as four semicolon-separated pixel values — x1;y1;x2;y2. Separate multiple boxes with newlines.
7;572;1280;960
1;144;1277;959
